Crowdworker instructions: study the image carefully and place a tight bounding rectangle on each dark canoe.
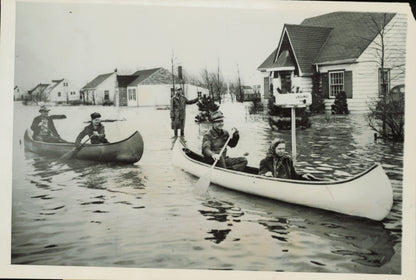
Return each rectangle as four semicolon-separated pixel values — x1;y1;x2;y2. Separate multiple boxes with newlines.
24;129;144;164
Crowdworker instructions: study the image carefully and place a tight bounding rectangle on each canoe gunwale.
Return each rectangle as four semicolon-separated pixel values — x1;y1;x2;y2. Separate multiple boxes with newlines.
178;139;381;186
25;129;140;148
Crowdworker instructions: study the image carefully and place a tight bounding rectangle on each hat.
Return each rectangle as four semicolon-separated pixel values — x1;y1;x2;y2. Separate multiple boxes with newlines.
210;110;224;122
39;105;50;112
90;112;101;119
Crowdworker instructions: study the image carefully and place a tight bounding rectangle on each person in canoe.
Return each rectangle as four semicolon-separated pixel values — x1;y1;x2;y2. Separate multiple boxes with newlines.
259;138;316;180
75;112;109;146
30;105;63;142
170;87;199;137
202;110;248;171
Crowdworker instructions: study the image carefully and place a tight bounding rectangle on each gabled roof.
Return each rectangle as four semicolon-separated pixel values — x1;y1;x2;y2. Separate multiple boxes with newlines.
82;73;114;90
117;75;139;87
258;25;331;74
28;83;49;94
285;24;332;73
258;12;396;73
301;12;396;64
129;67;162;86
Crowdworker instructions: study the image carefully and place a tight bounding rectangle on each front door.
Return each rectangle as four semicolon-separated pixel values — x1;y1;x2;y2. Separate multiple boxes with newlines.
127;88;137;106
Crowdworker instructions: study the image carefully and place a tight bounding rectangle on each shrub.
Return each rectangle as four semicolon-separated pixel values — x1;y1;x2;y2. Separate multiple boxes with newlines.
368;85;404;141
331;91;349;114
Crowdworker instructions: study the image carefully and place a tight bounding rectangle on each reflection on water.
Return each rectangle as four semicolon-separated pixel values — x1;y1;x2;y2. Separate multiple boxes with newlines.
12;103;403;273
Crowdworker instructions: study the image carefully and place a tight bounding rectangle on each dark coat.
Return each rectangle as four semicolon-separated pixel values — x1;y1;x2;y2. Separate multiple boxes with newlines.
170;93;198;129
202;127;239;159
75;123;109;145
31;115;60;138
259;155;303;180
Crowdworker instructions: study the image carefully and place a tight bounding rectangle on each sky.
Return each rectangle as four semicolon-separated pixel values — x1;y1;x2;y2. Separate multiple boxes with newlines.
13;0;411;91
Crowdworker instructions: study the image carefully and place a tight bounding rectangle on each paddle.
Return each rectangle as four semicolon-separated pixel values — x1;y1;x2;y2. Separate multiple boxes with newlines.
83;118;126;123
59;134;94;161
193;134;233;196
50;114;67;120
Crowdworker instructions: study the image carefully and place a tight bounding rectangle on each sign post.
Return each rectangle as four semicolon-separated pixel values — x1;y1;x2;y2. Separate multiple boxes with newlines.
274;92;312;162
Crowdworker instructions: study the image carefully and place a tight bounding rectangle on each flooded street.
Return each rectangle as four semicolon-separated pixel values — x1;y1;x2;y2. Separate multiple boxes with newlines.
11;102;403;273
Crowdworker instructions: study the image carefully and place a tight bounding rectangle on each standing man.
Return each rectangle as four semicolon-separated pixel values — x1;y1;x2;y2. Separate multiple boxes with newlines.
202;110;248;171
75;112;109;146
31;105;62;142
170;87;199;137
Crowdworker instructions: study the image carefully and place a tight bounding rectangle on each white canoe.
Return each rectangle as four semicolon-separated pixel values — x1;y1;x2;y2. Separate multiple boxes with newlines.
172;139;393;221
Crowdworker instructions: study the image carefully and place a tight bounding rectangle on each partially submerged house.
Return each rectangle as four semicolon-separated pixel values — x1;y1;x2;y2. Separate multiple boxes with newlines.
45;79;80;104
258;12;407;111
83;67;208;107
81;71;118;105
28;83;50;102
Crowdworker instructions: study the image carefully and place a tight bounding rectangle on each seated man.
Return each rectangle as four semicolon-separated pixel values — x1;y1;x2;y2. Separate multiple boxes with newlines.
30;105;63;142
259;138;315;180
202;110;247;171
75;112;109;146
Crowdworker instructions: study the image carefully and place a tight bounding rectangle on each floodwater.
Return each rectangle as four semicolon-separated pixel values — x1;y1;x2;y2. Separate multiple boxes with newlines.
11;102;403;273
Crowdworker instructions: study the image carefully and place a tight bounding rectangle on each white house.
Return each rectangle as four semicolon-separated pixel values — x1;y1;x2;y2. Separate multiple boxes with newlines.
14;86;28;101
45;79;80;104
126;67;208;107
81;71;118;105
258;12;407;112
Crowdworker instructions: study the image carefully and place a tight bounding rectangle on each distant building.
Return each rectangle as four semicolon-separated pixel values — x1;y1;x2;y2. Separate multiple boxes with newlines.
258;12;407;111
28;83;50;103
13;86;28;101
241;85;261;102
45;79;80;104
82;67;208;107
81;70;118;105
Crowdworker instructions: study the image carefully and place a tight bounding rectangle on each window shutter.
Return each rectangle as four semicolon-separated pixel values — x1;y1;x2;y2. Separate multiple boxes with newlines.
264;77;269;99
378;69;381;96
321;72;329;98
344;71;353;98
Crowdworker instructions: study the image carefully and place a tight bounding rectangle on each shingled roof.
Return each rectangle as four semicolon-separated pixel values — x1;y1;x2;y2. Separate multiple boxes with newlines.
117;75;139;87
129;67;162;86
301;12;396;64
258;25;332;74
259;12;396;74
82;73;114;90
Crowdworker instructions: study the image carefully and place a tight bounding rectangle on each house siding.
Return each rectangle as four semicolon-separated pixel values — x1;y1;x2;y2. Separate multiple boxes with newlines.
94;74;117;104
347;13;407;112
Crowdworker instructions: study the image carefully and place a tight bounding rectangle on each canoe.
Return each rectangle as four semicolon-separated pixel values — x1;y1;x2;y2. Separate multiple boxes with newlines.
24;129;144;164
172;139;393;221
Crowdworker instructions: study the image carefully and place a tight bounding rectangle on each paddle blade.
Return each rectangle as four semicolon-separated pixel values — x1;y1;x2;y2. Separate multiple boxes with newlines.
193;171;212;196
59;149;77;161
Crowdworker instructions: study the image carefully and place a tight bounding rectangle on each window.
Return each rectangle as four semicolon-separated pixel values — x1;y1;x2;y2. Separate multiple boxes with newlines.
128;88;136;101
329;71;344;98
58;92;61;97
104;90;110;100
379;68;390;96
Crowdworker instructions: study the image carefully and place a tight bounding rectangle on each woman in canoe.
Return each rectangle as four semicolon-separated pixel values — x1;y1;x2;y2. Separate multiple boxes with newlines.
202;110;247;171
259;138;315;180
75;112;109;146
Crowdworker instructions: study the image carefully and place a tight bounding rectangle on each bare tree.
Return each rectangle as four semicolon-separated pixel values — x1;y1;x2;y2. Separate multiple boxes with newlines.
362;13;406;140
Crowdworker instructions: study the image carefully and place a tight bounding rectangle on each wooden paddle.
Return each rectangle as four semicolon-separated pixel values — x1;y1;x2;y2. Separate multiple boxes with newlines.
50;114;67;120
193;134;233;195
59;134;94;161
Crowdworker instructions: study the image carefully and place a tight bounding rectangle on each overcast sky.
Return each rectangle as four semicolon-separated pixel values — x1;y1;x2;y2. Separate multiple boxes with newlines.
14;0;411;91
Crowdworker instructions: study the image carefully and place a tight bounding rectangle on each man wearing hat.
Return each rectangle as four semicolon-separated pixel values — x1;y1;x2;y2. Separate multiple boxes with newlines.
201;110;247;171
170;87;199;137
75;112;109;146
30;105;62;142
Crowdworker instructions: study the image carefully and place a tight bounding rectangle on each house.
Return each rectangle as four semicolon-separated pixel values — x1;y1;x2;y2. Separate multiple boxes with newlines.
82;67;208;107
45;79;80;104
13;86;28;101
241;85;261;102
28;83;50;102
80;70;117;105
125;67;208;107
258;12;407;111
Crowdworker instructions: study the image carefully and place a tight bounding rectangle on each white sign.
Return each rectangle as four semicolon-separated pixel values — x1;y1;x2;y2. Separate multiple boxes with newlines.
275;92;312;107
